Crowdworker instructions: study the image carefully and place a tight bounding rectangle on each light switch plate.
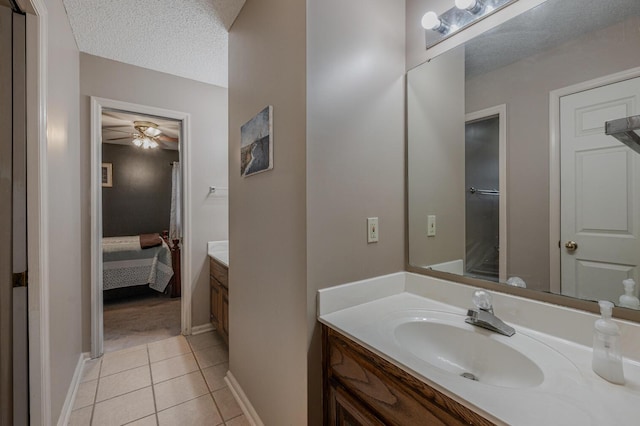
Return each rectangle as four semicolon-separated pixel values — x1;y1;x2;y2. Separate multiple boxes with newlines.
367;217;379;243
427;215;436;237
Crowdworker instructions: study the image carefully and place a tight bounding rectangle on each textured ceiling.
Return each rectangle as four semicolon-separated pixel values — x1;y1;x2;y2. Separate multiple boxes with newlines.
62;0;245;87
465;0;640;78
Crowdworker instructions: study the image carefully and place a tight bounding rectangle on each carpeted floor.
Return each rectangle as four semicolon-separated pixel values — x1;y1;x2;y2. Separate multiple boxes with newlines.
103;294;181;353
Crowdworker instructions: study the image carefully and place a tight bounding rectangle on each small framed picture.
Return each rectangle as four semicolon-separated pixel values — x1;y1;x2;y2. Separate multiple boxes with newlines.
241;105;273;177
101;163;113;187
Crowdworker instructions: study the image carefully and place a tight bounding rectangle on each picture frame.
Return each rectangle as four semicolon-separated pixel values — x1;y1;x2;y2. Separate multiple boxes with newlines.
101;163;113;187
241;105;273;177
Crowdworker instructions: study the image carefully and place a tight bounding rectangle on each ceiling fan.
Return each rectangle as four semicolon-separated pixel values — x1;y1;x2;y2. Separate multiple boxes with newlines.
102;120;179;149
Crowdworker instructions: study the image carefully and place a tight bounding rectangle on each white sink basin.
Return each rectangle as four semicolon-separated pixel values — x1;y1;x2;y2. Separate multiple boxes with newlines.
394;319;543;388
378;310;579;390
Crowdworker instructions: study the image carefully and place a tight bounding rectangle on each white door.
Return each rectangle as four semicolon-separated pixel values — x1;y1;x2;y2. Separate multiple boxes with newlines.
560;77;640;302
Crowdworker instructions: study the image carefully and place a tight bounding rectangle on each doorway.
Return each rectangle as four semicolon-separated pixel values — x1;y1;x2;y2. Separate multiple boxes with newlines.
1;2;28;424
558;76;640;301
91;97;192;358
465;105;507;283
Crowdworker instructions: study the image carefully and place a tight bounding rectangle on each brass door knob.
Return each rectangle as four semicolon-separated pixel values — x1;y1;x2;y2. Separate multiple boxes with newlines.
565;241;578;251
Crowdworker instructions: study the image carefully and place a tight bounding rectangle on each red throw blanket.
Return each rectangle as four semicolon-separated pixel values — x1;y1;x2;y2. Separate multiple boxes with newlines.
140;233;162;249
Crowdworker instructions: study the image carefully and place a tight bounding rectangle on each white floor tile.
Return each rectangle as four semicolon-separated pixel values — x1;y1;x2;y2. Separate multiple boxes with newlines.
73;379;97;410
148;336;191;363
67;406;92;426
193;345;228;369
96;365;151;402
225;415;251;426
151;353;199;384
186;331;223;351
157;394;223;426
202;363;228;392
80;358;102;383
92;387;155;426
101;348;149;377
212;387;243;421
125;414;158;425
153;371;209;411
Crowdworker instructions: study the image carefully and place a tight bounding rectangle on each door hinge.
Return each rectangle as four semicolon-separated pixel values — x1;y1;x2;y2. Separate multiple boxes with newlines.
12;271;27;288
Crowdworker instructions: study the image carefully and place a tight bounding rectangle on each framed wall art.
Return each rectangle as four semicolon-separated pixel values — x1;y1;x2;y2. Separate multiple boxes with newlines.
101;163;113;187
241;105;273;177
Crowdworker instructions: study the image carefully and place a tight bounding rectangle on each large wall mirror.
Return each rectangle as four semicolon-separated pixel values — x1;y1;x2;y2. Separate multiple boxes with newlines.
408;0;640;315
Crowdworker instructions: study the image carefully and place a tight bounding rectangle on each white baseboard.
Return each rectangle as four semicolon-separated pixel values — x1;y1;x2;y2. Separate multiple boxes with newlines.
225;371;264;426
57;352;90;426
190;323;215;335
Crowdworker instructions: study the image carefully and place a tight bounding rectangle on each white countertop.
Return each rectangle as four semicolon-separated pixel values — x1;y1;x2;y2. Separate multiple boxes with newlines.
207;240;228;267
317;272;640;426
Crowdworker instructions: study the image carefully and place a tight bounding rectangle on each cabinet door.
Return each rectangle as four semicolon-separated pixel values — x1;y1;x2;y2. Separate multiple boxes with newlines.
329;384;385;426
210;278;220;327
221;287;229;344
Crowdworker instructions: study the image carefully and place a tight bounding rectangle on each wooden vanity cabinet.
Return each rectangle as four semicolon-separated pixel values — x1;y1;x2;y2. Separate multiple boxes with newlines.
209;257;229;345
322;325;494;426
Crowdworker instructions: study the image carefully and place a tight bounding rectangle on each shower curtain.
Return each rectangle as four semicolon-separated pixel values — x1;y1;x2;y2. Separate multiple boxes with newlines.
170;161;182;241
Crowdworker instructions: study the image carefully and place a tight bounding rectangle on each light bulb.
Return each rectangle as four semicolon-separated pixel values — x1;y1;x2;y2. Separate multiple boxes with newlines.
455;0;477;10
133;137;142;147
421;11;442;31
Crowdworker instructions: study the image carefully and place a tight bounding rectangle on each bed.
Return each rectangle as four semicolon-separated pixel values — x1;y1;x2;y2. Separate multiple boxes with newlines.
102;233;181;296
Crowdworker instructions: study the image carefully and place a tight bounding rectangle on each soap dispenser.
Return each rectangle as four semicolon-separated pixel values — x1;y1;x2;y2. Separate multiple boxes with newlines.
619;279;640;309
592;300;624;385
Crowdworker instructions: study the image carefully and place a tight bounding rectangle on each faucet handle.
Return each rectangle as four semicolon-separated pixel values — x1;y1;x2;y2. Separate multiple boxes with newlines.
472;290;493;312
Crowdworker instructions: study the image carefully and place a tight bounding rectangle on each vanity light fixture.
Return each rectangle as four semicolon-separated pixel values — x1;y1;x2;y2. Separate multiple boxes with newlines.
421;11;449;33
455;0;484;14
423;0;518;49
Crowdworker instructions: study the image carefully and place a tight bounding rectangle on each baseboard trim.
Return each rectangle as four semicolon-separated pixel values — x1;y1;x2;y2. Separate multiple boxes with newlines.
225;371;264;426
190;323;215;335
56;352;89;426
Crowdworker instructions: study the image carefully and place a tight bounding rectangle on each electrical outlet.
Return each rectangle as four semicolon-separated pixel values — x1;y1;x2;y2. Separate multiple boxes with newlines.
367;217;379;243
427;215;436;237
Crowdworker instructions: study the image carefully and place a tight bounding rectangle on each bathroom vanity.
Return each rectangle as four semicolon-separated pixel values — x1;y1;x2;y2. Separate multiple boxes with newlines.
208;241;229;345
318;273;640;425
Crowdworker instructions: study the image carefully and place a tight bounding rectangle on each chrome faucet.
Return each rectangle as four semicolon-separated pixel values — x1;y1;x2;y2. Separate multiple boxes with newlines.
465;290;515;337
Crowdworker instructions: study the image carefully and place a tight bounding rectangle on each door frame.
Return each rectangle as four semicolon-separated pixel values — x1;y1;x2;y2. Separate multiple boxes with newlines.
90;97;192;358
549;66;640;293
24;0;49;424
465;104;508;283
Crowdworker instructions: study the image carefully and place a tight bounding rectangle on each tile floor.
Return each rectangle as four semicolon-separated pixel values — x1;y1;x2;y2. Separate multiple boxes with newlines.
68;331;248;426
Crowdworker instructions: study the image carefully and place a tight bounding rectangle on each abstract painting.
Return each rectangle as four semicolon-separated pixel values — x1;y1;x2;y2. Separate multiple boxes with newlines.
241;105;273;177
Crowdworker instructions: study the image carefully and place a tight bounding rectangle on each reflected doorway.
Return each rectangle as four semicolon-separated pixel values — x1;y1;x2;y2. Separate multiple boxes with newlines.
465;106;507;283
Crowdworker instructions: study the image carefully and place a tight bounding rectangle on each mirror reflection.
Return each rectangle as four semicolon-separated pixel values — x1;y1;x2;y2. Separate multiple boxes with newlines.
408;0;640;309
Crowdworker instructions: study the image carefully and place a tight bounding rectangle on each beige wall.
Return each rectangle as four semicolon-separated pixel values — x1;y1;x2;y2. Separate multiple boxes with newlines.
79;54;229;347
466;17;640;290
229;0;405;423
45;0;83;421
407;47;465;268
228;0;308;424
306;0;406;422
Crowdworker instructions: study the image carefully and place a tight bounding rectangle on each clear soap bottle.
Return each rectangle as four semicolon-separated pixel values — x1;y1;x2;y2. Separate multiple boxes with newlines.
592;300;624;384
619;279;640;310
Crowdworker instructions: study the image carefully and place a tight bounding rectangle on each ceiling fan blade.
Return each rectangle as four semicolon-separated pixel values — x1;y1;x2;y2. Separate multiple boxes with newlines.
103;137;133;142
103;127;135;135
157;134;178;143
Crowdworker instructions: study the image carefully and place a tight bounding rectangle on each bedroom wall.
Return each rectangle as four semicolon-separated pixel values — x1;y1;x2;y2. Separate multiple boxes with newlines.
101;144;179;237
79;53;228;350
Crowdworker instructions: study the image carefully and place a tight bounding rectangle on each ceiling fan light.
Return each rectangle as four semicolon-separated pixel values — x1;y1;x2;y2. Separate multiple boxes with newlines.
133;137;143;147
144;127;162;137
